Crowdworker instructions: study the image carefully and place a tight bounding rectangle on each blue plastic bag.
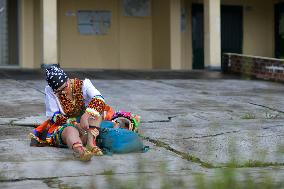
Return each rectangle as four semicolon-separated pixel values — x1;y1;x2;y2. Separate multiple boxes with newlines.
97;121;149;154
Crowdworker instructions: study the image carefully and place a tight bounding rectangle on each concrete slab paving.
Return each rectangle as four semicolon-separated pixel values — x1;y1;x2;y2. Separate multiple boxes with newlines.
12;116;47;127
1;75;284;188
0;126;207;188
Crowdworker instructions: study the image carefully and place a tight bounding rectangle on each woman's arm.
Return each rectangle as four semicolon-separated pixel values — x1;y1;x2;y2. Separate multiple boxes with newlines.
80;79;106;130
45;86;70;125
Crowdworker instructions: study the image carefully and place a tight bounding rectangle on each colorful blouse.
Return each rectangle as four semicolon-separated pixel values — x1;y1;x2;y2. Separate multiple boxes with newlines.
45;78;105;125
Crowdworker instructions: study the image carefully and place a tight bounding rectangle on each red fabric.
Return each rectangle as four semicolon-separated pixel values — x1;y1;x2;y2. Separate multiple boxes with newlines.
104;105;115;121
35;120;51;133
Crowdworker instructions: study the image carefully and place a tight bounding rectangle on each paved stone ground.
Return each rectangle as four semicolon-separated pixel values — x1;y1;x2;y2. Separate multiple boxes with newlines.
0;70;284;188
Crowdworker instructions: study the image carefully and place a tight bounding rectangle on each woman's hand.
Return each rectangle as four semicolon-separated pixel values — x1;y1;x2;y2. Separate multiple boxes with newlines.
79;112;91;131
74;122;87;136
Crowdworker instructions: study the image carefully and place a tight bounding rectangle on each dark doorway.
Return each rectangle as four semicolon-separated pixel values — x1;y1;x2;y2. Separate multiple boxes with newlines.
221;5;243;56
275;3;284;58
7;0;19;66
192;4;204;69
192;4;243;70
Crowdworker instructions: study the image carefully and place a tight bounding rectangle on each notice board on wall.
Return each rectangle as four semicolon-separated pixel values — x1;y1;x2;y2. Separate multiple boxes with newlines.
123;0;151;17
77;10;111;35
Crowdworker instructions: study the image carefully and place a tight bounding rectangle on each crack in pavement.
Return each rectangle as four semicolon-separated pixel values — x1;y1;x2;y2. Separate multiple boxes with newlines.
262;125;284;130
257;134;284;138
2;117;283;170
143;136;214;168
248;102;284;114
191;114;210;121
4;115;181;127
142;115;179;123
181;130;240;139
0;119;20;126
0;174;93;183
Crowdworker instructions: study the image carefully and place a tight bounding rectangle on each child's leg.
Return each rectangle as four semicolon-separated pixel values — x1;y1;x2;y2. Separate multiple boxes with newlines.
87;115;102;147
86;115;103;155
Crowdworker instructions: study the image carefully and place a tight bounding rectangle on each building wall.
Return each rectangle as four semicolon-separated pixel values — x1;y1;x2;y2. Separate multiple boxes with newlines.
43;0;57;65
152;0;171;69
170;0;182;69
19;0;35;68
58;0;152;69
19;0;42;69
185;0;275;70
17;0;277;70
152;0;193;70
34;0;43;68
58;0;119;69
222;0;274;57
119;1;152;69
181;0;193;70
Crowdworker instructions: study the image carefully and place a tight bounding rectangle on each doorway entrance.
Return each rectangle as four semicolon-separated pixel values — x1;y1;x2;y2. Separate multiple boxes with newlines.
191;4;243;69
275;2;284;58
221;5;243;56
192;4;204;69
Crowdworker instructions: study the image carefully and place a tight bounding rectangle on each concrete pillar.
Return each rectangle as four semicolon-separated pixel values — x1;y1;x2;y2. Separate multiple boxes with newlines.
19;0;35;68
204;0;221;69
43;0;58;65
170;0;182;70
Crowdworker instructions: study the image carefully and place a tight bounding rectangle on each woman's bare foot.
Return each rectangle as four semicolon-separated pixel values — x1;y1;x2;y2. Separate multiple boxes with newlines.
72;142;93;161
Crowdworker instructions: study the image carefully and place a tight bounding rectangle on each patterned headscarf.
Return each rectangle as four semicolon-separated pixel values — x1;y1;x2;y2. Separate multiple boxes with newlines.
45;66;69;91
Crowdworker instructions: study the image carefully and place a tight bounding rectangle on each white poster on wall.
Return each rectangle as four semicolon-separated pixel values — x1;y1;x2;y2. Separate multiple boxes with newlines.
77;10;111;35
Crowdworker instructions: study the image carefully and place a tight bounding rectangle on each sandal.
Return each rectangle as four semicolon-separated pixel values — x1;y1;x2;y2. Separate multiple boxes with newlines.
72;142;93;161
86;145;104;156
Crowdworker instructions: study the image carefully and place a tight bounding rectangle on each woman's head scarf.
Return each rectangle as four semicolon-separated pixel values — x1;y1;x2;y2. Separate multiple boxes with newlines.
45;66;69;91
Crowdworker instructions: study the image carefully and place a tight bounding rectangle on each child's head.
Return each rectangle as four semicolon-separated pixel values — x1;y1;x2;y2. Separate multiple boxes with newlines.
111;111;141;132
88;115;102;128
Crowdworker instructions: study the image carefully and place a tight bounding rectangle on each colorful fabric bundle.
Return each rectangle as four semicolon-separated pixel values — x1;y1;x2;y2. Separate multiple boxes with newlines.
97;121;148;154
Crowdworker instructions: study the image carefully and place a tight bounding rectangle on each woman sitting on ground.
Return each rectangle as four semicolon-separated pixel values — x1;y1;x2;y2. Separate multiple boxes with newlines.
30;65;106;161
